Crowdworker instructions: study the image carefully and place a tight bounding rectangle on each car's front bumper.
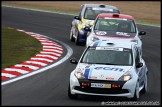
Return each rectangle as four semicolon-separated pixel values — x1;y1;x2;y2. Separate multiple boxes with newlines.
70;72;137;98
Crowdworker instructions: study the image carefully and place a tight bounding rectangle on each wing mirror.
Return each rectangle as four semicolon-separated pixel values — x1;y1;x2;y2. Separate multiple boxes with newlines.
70;58;78;64
84;26;91;32
136;62;143;68
74;16;81;21
139;31;146;35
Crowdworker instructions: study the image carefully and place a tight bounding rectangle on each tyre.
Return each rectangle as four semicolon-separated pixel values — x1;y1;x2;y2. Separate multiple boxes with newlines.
68;83;77;99
141;74;148;94
75;31;80;45
70;28;75;42
131;81;140;101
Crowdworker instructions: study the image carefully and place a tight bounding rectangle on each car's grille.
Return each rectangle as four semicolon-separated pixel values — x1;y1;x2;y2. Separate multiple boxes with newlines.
74;86;129;94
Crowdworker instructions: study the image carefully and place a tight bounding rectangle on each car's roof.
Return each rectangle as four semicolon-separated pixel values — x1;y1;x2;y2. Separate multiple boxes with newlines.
83;4;119;10
97;13;135;20
90;40;135;49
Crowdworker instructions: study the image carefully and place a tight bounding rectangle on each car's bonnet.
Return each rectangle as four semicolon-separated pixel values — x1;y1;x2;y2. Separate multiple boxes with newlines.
78;63;132;81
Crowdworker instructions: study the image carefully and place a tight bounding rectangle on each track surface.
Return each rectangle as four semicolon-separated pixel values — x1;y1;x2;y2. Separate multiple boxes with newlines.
2;7;161;106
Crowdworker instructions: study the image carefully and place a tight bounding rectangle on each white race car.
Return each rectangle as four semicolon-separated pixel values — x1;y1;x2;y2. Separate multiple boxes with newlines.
85;13;146;55
68;40;148;100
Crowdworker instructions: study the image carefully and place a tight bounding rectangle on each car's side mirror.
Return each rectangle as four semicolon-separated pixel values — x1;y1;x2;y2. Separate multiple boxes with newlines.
136;62;143;68
84;26;91;32
70;58;78;64
74;16;81;21
139;31;146;35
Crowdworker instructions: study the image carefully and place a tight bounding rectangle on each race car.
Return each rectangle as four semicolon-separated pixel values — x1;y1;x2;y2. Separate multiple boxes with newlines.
70;4;120;45
85;13;146;55
68;40;148;100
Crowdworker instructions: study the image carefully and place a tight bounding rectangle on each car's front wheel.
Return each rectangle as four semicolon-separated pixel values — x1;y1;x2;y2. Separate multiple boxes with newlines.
70;27;75;42
75;31;81;45
68;83;77;99
131;81;140;101
141;73;148;94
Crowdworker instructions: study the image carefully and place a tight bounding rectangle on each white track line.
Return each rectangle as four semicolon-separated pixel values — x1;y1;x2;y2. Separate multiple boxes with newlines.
42;49;63;53
30;58;53;62
37;39;48;41
15;64;39;70
4;68;29;74
43;46;63;50
25;61;47;66
39;51;61;57
36;54;58;59
2;73;16;78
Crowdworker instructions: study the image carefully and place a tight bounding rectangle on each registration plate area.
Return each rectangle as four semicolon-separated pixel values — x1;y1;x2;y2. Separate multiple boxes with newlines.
91;83;111;88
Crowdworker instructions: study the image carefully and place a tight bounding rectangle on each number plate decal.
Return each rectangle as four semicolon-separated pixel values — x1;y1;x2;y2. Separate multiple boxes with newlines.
91;83;111;88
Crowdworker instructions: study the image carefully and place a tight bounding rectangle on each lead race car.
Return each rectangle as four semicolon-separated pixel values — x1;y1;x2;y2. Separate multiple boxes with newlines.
68;40;148;100
70;4;120;45
85;13;146;55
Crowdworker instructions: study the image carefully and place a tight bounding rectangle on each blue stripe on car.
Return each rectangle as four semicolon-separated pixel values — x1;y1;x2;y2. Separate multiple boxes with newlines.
93;41;100;47
84;69;90;79
88;68;93;79
97;41;101;46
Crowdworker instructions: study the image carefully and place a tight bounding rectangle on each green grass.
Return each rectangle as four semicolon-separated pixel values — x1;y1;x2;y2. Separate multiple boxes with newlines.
1;26;42;69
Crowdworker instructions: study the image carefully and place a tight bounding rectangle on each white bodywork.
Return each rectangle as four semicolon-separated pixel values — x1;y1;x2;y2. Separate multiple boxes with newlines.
69;41;148;99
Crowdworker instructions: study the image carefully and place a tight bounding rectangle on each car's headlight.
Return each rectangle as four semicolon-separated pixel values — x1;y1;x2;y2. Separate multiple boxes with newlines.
74;68;85;79
131;39;138;44
119;71;132;81
82;24;86;28
91;36;99;41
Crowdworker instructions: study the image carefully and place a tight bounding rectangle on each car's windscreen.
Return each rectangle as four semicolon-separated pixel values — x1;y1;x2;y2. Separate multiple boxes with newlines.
84;7;119;20
94;18;136;33
81;47;133;66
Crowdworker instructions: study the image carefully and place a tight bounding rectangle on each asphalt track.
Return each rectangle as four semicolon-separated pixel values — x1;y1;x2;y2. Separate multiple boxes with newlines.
1;6;161;106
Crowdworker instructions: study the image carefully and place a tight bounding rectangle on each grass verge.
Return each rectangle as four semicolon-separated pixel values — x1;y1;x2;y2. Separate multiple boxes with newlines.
1;26;42;69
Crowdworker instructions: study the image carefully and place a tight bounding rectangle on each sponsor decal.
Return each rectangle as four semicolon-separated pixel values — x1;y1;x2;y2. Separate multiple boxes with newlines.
104;18;128;21
94;67;124;72
93;8;113;11
96;47;124;51
89;76;97;79
116;32;130;36
96;31;107;35
106;77;114;80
